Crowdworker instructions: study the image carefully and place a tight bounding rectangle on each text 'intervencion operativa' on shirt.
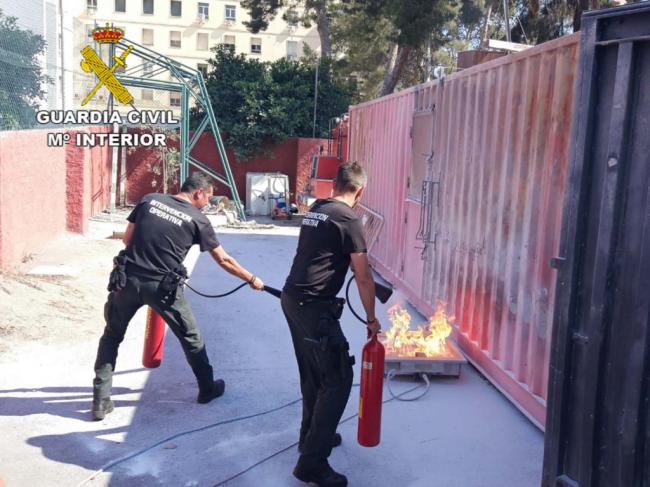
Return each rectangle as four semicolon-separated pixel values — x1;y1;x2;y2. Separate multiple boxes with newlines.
148;200;192;227
302;211;330;227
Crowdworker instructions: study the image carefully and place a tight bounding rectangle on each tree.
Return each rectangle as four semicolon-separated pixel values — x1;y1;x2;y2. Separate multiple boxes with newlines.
331;0;458;98
0;10;50;129
241;0;334;56
192;46;357;160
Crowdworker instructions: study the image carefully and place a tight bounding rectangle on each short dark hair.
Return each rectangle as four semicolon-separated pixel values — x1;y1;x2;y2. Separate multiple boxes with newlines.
334;161;367;193
181;172;212;192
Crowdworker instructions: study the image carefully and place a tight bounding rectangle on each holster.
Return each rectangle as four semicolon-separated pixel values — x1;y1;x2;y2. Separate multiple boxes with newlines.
157;264;188;304
107;250;128;292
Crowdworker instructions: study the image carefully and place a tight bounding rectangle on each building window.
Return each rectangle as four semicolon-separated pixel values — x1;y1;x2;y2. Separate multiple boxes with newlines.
170;92;181;107
286;9;299;28
223;35;235;50
143;62;154;76
286;40;298;60
197;32;209;50
143;0;154;15
171;0;182;17
142;28;154;46
197;63;208;78
250;37;261;55
170;31;181;48
87;0;97;12
225;4;236;21
115;0;126;12
142;89;154;101
198;2;209;21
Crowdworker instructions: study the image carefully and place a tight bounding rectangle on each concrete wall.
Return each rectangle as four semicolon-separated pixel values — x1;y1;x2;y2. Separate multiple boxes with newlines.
0;126;112;268
124;133;325;208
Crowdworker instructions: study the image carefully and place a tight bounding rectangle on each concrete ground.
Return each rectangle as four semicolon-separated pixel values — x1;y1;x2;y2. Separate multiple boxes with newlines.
0;218;544;487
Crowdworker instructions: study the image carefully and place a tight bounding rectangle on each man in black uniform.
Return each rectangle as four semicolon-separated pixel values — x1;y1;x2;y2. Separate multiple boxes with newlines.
92;172;264;420
282;161;381;486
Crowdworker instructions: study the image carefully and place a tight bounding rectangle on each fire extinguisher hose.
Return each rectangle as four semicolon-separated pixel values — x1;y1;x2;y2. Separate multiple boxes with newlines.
183;280;248;298
182;280;283;299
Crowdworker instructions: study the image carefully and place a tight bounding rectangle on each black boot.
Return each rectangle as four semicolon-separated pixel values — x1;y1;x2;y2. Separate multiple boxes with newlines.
299;432;342;453
293;461;348;487
331;433;342;448
197;379;225;404
92;398;114;421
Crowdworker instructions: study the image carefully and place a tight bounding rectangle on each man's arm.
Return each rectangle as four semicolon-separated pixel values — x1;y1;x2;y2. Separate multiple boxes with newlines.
350;252;381;335
123;222;135;246
209;245;264;290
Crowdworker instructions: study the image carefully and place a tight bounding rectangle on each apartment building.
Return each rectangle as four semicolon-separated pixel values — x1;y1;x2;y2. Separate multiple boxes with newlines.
72;0;321;111
0;0;76;111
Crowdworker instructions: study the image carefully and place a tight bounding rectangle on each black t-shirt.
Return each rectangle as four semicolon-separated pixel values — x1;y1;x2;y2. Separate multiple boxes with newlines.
284;198;367;299
125;193;220;277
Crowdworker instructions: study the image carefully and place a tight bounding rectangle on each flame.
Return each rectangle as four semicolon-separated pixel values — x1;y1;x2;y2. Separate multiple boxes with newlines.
382;302;454;357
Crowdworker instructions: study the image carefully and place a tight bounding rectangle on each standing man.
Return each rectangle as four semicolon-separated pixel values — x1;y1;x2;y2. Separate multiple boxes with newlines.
282;161;381;487
92;172;264;420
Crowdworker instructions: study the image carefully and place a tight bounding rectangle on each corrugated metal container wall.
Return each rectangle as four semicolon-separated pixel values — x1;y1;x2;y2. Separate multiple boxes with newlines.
349;34;579;429
348;90;415;283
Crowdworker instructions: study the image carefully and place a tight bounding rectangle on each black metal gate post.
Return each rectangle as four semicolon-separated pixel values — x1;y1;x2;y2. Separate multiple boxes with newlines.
543;3;650;487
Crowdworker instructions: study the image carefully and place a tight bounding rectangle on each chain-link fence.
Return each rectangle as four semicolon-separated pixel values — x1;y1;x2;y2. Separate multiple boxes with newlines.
0;1;183;131
0;0;62;130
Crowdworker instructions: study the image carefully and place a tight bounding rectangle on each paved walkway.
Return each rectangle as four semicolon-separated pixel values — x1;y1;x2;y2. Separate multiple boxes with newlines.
0;225;544;487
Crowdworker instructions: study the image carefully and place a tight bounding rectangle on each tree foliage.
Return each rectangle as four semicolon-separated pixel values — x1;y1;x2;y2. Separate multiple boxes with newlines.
0;10;50;129
332;0;458;98
242;0;624;102
241;0;333;55
193;46;357;160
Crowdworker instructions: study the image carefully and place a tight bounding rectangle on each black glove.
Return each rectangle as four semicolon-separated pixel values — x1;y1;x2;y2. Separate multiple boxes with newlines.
107;250;128;292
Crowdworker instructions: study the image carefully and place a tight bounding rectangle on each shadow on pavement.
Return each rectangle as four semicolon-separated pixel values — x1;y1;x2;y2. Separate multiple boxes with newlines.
0;386;140;421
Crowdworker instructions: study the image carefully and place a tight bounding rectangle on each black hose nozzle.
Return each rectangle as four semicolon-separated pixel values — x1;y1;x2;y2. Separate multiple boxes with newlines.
263;285;282;299
374;280;393;304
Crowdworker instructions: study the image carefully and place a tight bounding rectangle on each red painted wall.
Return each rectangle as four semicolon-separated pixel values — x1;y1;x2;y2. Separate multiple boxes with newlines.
0;126;112;268
65;127;113;233
124;130;326;210
0;128;67;268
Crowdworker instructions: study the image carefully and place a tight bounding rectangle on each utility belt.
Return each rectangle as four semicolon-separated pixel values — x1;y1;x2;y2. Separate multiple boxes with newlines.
297;296;346;319
108;252;187;304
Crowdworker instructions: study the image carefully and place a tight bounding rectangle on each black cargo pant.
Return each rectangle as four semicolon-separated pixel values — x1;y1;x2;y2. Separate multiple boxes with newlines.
93;273;214;400
281;292;354;468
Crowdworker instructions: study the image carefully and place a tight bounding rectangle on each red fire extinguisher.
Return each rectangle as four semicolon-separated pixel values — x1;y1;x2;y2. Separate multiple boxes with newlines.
142;307;165;368
357;333;385;447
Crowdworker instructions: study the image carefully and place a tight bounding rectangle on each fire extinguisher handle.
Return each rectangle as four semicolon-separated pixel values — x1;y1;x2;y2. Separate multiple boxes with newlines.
366;330;379;341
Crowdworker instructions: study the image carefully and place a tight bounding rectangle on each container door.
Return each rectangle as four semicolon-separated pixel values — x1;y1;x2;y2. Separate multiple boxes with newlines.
543;5;650;486
402;94;435;299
